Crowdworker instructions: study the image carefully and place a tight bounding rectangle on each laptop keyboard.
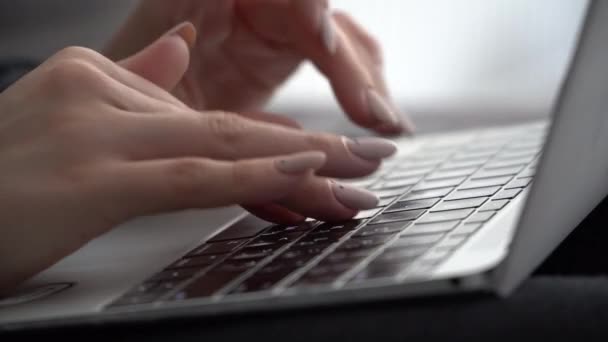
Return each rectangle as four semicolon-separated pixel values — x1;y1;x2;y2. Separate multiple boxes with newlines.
106;123;547;308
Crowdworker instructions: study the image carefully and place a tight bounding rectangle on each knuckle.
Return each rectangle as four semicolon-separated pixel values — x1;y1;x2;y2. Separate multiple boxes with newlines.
165;159;206;203
205;112;249;145
51;46;101;63
45;58;102;91
305;133;336;152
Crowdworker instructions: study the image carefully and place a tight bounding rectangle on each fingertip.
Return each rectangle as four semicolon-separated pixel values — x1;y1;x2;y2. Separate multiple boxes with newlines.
166;21;197;50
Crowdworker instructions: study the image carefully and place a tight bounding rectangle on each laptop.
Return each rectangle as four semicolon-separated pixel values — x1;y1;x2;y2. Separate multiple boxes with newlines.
2;0;608;331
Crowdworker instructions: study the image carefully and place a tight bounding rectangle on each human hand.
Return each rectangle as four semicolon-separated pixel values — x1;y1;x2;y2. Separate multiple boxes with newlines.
0;24;396;293
105;0;414;136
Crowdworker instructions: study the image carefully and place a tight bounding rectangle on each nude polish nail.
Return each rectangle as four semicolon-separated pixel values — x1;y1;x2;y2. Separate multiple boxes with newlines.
331;182;379;210
345;137;398;161
167;22;197;50
366;88;401;127
275;151;327;175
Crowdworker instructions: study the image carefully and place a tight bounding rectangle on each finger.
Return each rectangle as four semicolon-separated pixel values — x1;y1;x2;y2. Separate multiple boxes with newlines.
277;177;379;222
243;204;306;225
238;111;302;129
117;112;397;179
119;22;195;92
101;151;327;220
236;0;410;134
333;12;416;135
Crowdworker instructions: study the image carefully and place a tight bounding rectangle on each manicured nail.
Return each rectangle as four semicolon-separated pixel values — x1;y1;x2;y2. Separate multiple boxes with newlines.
321;10;337;54
167;22;197;50
331;181;379;210
345;137;398;161
276;151;327;175
366;88;401;127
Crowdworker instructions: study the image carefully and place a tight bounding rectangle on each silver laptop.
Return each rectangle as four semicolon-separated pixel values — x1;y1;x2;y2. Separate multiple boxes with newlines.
2;0;608;331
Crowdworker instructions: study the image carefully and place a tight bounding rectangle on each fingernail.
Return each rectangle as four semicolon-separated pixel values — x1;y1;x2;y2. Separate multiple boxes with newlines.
344;137;398;161
167;22;197;50
366;88;401;127
321;10;338;54
276;151;327;175
331;181;379;210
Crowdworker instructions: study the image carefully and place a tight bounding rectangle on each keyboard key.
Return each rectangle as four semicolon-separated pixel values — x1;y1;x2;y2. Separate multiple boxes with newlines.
215;259;261;273
247;232;303;248
413;177;466;191
495;150;539;161
395;159;442;169
373;176;422;190
209;215;272;242
173;270;242;299
339;235;396;251
459;176;512;190
324;249;371;264
354;221;412;237
375;246;429;263
169;254;224;269
370;210;426;224
374;188;408;199
452;150;496;161
402;221;460;235
262;222;316;236
472;166;524;180
319;220;364;233
189;239;245;256
350;261;410;282
377;196;399;207
296;263;353;286
434;235;468;251
479;199;509;212
354;208;383;219
401;187;454;201
493;188;523;200
445;186;500;200
517;168;536;178
386;198;440;213
431;198;487;212
417;249;453;266
484;157;534;170
505;177;533;189
417;209;474;224
230;247;276;261
451;223;483;236
230;275;283;294
391;234;445;248
465;211;496;224
426;168;478;180
440;159;487;170
384;167;434;180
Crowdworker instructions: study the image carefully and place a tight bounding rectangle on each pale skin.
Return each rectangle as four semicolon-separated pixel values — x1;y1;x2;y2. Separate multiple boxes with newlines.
0;0;410;294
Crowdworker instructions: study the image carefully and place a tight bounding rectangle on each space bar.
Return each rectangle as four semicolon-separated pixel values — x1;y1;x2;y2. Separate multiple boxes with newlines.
208;215;272;242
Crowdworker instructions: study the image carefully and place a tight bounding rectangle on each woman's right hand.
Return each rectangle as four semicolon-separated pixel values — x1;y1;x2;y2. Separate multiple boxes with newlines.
0;23;396;293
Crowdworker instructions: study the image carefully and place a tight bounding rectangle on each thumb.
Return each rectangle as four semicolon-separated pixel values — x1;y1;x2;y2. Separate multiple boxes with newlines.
119;22;196;91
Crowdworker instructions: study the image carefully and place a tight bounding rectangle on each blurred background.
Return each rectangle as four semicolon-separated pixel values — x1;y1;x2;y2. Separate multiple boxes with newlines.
0;0;589;134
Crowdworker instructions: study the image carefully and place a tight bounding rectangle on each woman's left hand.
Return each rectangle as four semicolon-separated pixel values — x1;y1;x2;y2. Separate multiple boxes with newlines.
106;0;413;136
